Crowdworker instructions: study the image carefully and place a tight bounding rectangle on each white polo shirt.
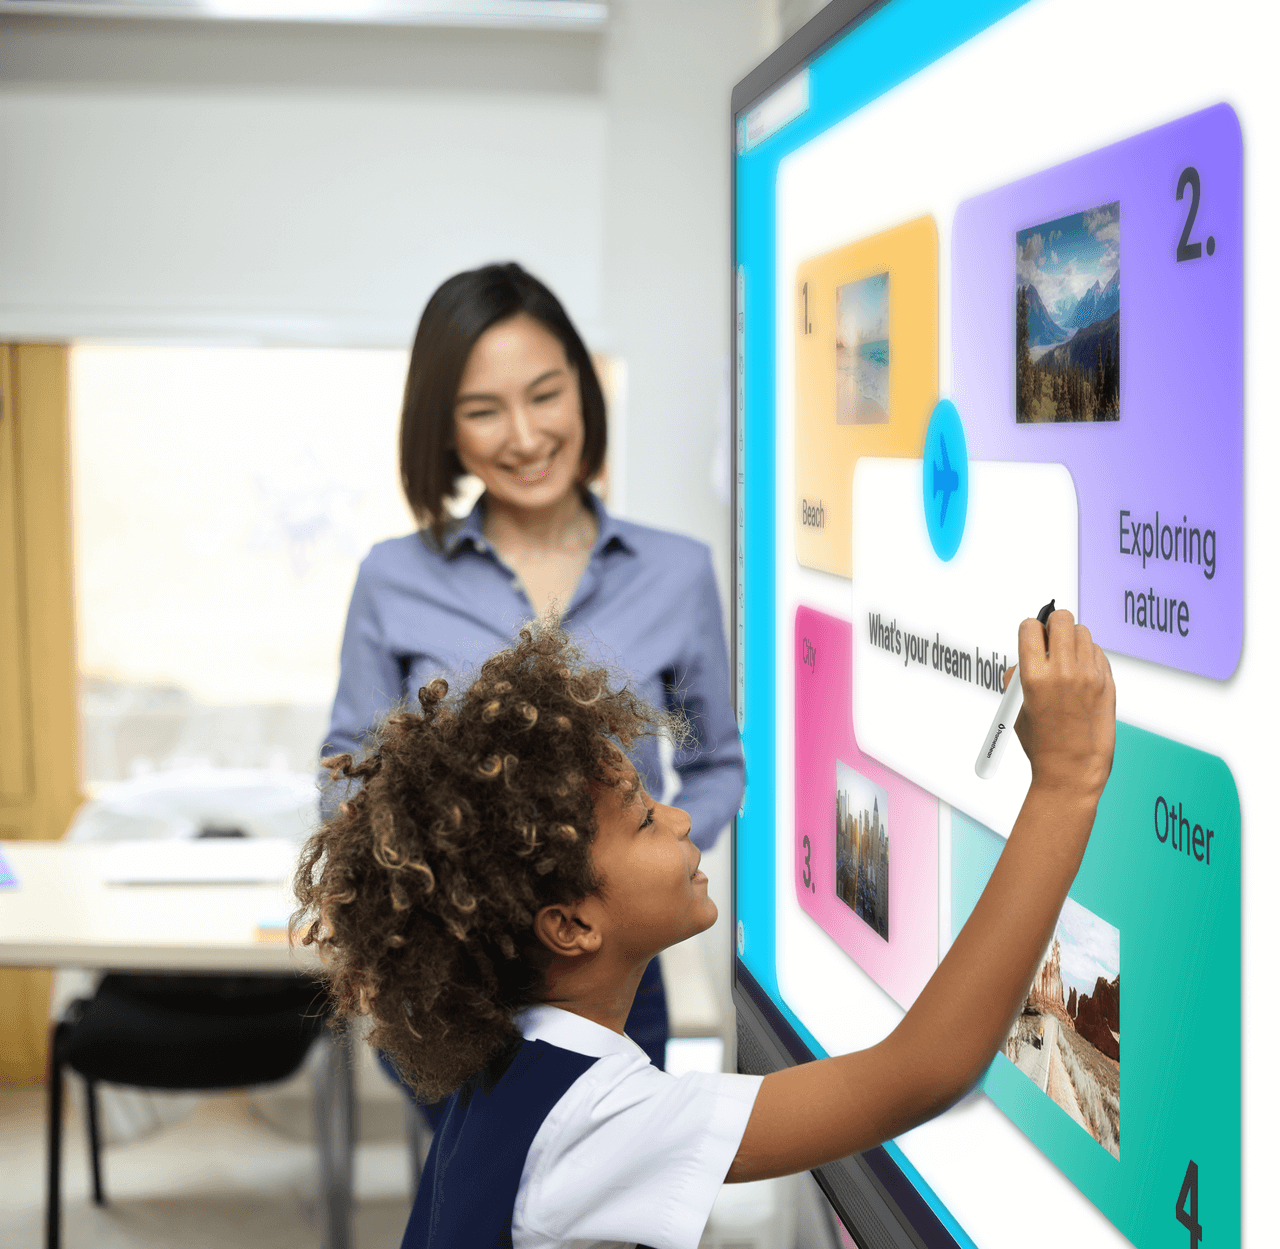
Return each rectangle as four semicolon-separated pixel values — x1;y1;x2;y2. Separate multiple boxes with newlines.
511;1005;764;1249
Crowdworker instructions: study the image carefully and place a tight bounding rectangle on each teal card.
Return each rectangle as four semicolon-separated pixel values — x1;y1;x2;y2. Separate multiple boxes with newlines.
952;721;1239;1249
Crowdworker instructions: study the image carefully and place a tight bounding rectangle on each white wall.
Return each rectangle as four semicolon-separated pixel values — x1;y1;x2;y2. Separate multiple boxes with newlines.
600;0;773;590
0;16;608;345
779;0;827;40
596;1;774;1041
0;6;776;571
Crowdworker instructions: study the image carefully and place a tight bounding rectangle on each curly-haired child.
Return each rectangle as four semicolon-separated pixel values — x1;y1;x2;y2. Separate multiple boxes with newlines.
295;610;1115;1249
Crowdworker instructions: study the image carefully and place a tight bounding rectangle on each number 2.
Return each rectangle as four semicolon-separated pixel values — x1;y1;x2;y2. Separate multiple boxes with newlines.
802;835;812;889
1177;166;1203;262
1176;1159;1202;1249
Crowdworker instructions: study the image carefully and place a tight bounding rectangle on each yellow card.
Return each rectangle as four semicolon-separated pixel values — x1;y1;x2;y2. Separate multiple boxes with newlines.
794;215;938;577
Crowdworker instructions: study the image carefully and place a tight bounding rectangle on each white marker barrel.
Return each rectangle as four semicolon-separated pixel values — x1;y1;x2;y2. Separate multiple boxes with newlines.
975;667;1023;779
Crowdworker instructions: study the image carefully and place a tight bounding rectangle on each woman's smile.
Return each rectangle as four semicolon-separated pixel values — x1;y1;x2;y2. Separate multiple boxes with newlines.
503;447;559;482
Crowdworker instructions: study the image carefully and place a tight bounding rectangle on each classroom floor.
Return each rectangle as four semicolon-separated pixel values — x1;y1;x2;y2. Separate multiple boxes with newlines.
0;1079;843;1249
0;1085;413;1249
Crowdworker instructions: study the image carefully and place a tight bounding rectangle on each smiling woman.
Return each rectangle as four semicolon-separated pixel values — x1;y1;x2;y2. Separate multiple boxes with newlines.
450;313;599;616
399;264;606;542
324;263;745;1097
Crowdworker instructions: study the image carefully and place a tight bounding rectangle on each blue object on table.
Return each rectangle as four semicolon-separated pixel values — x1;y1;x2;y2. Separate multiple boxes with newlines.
0;845;18;889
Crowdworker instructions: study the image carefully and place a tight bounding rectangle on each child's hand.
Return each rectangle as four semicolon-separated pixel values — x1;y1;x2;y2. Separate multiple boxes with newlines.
1013;608;1115;804
730;609;1117;1185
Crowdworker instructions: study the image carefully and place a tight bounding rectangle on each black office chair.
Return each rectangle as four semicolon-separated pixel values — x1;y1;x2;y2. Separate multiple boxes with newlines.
45;972;354;1249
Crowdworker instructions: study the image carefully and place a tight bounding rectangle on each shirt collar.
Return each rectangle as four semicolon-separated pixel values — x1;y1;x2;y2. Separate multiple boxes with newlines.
439;496;489;558
439;491;634;561
516;1003;648;1061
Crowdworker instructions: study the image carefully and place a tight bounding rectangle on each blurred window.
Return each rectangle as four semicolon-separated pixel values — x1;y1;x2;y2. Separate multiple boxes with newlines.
70;344;620;791
70;345;414;788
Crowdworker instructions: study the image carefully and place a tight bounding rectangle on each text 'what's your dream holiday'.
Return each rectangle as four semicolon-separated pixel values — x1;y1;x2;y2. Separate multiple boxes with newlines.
867;614;1012;694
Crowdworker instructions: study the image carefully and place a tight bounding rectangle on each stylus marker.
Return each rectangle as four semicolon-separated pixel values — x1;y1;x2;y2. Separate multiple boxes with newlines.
974;600;1056;779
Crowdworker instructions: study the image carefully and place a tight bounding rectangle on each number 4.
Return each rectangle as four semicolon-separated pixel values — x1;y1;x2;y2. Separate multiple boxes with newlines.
1176;1160;1202;1249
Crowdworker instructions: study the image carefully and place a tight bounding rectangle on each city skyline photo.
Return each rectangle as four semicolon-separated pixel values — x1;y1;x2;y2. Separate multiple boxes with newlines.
835;759;889;940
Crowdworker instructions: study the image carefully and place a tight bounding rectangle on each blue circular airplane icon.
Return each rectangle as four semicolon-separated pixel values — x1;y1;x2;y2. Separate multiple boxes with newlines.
922;399;968;561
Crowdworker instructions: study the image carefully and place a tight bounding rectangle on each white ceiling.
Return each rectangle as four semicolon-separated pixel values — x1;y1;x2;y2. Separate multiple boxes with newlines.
0;0;607;30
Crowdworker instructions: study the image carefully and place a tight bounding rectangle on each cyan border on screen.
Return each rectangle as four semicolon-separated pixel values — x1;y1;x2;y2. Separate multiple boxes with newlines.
734;2;1030;1243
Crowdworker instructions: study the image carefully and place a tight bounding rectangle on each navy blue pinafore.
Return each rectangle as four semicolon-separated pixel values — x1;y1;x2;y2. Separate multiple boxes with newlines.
401;1039;599;1249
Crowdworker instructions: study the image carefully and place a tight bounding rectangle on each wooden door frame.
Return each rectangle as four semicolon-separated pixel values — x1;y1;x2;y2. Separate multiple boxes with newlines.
0;343;82;1083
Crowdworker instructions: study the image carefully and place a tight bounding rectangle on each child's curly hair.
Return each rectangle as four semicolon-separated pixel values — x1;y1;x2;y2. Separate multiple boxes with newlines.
293;621;673;1102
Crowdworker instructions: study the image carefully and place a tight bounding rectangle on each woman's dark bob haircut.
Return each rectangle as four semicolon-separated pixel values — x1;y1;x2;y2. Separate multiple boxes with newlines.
399;262;607;530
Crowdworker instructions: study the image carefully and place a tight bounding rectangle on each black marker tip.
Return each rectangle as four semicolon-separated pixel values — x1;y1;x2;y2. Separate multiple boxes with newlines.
1036;599;1056;626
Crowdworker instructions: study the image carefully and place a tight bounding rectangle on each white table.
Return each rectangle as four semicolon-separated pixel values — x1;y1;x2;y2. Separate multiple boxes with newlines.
0;840;724;1035
0;840;317;973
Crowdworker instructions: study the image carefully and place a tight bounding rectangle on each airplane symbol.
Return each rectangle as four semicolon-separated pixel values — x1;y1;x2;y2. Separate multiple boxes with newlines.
932;435;959;526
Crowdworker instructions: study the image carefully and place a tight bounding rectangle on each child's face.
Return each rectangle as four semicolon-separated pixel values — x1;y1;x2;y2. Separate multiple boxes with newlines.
587;771;718;960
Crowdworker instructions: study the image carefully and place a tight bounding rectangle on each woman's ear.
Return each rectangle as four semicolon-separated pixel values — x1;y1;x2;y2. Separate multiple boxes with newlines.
533;902;602;958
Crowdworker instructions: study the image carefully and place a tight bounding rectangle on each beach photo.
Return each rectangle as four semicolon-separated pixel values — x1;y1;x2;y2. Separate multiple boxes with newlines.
1002;896;1120;1157
1015;201;1119;423
835;761;889;939
836;272;890;424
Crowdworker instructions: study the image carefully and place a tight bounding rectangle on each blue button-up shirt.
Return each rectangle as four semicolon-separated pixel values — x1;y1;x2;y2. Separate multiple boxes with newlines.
325;496;744;850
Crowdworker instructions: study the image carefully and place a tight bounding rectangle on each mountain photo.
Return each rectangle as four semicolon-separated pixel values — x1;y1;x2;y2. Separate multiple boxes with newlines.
1024;283;1070;347
1053;291;1079;324
1063;268;1120;330
1015;201;1120;423
1041;309;1119;375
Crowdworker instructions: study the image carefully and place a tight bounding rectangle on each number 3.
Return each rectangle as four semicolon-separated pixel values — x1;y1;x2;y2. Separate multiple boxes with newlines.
802;835;812;889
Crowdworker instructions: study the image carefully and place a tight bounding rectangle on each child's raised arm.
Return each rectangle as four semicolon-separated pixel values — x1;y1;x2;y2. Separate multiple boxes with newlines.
728;609;1116;1182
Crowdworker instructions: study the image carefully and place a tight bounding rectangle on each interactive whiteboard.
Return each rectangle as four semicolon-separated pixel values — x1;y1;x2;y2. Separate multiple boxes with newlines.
731;2;1275;1245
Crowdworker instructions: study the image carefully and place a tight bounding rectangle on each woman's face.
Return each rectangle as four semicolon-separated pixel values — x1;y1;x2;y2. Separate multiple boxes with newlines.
452;313;585;512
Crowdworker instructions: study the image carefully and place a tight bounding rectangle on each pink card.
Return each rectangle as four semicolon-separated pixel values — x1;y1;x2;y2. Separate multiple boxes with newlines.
794;605;939;1008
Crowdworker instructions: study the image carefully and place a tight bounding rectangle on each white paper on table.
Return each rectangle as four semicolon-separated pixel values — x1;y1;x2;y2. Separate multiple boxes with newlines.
95;838;300;885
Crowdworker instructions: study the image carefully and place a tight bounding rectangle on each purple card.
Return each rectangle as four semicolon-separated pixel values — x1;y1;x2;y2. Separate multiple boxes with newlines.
952;104;1242;679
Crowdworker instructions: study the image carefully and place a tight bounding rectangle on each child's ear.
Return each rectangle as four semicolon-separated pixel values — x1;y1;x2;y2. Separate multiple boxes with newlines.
533;902;602;958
